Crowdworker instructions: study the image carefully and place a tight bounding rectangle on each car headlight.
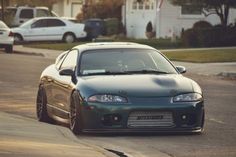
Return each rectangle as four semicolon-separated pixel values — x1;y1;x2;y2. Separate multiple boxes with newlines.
88;94;128;103
173;93;202;102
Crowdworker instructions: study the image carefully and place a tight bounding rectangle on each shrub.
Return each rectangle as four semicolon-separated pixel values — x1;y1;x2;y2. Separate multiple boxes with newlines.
181;29;199;47
193;21;213;29
146;21;153;32
182;21;236;47
104;18;120;35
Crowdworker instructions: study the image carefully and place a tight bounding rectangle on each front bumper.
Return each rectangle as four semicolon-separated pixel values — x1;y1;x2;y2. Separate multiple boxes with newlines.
80;97;204;133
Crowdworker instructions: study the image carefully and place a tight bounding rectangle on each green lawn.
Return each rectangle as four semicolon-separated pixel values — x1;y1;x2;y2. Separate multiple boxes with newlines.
25;42;86;51
162;48;236;63
24;41;236;63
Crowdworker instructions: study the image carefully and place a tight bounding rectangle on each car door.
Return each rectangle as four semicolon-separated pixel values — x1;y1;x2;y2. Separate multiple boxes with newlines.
25;19;48;41
50;49;78;119
45;19;66;41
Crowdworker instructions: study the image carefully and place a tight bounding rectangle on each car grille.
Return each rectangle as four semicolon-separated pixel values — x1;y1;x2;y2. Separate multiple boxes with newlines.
127;111;174;128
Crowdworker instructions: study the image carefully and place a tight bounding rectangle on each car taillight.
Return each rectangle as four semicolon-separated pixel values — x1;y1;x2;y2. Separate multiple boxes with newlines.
8;31;14;37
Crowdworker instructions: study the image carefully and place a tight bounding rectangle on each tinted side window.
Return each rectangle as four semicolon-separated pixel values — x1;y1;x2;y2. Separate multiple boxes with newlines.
19;9;33;18
60;50;78;69
36;9;50;17
47;19;65;27
31;19;47;28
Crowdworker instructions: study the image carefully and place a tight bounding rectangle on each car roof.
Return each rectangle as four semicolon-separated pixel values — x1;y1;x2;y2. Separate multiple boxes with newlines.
73;42;156;52
6;6;49;9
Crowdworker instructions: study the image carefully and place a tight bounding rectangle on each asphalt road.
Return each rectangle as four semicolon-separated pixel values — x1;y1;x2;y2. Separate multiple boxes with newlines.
0;52;236;157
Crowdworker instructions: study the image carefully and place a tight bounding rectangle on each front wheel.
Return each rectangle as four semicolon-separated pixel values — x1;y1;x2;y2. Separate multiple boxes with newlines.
36;86;53;123
70;92;82;134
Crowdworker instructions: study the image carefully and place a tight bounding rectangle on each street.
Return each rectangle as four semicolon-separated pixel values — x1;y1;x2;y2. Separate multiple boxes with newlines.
0;52;236;157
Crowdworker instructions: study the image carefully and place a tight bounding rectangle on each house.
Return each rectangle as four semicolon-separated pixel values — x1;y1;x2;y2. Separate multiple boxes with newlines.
123;0;236;39
52;0;84;17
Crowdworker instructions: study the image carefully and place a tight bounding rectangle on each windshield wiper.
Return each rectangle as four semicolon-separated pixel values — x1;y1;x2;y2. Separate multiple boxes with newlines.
82;70;170;76
82;71;129;76
125;69;170;74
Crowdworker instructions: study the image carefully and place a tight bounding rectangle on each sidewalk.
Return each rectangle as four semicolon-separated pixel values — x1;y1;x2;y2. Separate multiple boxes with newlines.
13;45;236;77
0;112;113;157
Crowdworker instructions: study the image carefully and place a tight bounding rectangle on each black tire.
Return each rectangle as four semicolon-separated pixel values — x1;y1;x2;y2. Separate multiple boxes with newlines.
36;86;53;123
5;45;13;53
70;92;83;134
63;33;76;43
14;34;23;44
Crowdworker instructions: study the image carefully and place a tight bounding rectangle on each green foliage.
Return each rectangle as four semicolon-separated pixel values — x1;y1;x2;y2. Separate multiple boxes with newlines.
9;0;58;8
181;29;199;47
193;21;213;29
78;0;123;21
104;18;120;35
182;23;236;47
146;21;153;32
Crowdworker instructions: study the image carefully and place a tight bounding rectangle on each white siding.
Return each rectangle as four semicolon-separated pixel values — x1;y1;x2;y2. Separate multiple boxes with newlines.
52;0;64;17
53;0;83;18
124;0;236;39
125;0;157;39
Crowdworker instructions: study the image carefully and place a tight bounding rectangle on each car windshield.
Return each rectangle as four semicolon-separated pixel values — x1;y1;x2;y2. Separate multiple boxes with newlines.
79;49;177;76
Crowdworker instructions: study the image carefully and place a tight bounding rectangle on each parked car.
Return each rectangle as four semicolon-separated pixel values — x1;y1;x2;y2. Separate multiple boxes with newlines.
0;20;14;53
12;17;87;43
36;42;205;134
0;6;57;27
84;18;106;40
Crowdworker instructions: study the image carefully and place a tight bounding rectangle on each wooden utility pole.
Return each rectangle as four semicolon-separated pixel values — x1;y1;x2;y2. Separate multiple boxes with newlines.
1;0;5;22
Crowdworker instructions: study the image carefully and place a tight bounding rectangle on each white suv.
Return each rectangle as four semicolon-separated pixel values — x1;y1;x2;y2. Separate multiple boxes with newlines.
1;6;57;27
0;20;14;53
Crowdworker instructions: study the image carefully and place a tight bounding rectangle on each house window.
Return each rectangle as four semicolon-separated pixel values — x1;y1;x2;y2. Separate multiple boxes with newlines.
181;5;202;15
132;0;154;10
139;1;144;9
132;0;137;10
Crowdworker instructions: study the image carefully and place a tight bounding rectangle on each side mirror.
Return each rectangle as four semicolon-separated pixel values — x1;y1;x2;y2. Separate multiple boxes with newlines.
176;66;186;74
59;68;74;76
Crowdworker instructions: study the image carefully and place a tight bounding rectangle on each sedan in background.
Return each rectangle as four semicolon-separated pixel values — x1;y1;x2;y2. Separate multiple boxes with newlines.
0;20;14;53
12;17;87;43
37;42;205;134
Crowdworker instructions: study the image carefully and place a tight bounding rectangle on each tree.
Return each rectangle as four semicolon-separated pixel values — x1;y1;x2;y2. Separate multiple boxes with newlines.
169;0;236;26
10;0;59;9
78;0;123;20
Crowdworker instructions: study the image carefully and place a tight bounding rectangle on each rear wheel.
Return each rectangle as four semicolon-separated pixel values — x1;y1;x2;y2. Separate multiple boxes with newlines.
36;86;53;123
63;33;75;43
5;45;13;53
70;92;82;134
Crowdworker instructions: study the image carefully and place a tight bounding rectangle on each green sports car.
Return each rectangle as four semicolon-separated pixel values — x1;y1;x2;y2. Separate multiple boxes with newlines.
36;42;205;134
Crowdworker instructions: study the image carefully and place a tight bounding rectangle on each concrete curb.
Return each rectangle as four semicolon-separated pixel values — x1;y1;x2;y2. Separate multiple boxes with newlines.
0;111;116;157
217;72;236;79
14;50;45;57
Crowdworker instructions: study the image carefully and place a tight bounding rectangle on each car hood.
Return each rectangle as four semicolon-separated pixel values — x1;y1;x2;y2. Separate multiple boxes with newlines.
77;74;198;98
